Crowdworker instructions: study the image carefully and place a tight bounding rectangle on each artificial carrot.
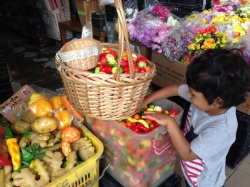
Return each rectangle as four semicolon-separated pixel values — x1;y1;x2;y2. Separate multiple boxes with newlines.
61;94;84;122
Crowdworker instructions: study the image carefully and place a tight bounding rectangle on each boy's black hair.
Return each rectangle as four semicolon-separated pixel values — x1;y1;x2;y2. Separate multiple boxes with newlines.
186;48;250;109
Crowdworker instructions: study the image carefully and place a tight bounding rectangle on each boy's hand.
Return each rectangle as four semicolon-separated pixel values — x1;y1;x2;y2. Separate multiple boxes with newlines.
142;111;176;127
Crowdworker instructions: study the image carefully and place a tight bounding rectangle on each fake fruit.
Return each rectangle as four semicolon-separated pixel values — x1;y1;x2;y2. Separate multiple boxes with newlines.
169;109;178;117
50;96;63;111
54;109;71;130
29;99;53;118
120;103;179;134
28;93;48;106
31;116;57;133
89;48;151;74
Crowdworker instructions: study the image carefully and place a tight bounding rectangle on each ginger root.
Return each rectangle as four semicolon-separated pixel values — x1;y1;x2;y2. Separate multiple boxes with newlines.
42;150;64;178
19;131;50;148
3;165;13;187
29;159;50;187
43;151;77;181
72;137;95;161
12;168;36;187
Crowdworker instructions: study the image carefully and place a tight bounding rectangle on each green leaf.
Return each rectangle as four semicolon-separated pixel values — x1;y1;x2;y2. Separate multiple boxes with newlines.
21;143;46;163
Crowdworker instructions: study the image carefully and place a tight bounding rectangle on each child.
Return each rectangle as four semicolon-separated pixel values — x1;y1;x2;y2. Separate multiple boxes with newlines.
141;49;250;187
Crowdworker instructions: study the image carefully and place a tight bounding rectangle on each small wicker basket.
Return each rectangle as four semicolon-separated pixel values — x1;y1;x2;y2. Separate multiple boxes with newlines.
57;38;101;70
55;0;156;120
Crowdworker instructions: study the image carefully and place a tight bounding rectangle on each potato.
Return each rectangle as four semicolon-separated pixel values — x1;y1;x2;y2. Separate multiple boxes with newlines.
11;120;31;134
31;117;57;133
22;110;37;123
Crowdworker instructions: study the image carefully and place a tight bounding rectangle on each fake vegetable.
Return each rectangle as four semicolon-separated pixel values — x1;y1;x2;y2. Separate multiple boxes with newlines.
31;116;57;133
61;94;84;122
50;95;63;111
29;99;53;118
19;131;50;148
12;168;37;187
0;152;12;169
6;138;21;170
42;150;64;178
11;120;31;134
72;137;95;161
29;159;50;186
3;165;12;187
61;126;81;156
54;109;71;130
43;151;77;181
21;110;37;123
28;93;49;106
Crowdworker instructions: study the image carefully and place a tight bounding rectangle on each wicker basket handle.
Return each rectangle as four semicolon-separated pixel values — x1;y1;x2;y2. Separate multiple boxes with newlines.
114;0;135;80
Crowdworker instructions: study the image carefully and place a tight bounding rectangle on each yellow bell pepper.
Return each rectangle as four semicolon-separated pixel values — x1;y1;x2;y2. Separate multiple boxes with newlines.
54;109;71;130
30;99;53;118
29;93;49;106
6;138;21;170
50;96;63;111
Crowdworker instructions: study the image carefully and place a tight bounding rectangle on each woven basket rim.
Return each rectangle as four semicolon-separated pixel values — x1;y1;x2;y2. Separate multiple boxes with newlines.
60;38;100;52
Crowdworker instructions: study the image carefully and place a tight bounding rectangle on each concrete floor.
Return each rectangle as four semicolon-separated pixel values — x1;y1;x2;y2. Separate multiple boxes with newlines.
1;28;250;187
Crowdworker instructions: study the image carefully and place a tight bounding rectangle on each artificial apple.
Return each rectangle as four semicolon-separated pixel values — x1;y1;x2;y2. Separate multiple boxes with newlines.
169;109;178;117
106;53;115;62
99;55;108;65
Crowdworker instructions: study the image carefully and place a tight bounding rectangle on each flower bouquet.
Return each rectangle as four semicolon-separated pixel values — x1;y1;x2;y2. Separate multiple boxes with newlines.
128;3;179;53
187;25;228;54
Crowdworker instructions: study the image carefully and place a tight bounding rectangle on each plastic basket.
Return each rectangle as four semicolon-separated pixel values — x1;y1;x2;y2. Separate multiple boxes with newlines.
44;125;105;187
42;6;73;41
55;0;156;120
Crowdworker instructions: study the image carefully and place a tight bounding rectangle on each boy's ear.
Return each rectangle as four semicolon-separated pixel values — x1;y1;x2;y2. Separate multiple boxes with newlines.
213;97;224;107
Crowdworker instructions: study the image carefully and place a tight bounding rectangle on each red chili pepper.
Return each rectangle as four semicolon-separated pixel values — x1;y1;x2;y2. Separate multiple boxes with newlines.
136;123;150;133
0;152;12;169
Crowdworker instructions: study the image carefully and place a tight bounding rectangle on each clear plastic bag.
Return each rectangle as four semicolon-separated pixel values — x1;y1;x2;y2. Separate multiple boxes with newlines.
123;0;138;23
98;0;114;6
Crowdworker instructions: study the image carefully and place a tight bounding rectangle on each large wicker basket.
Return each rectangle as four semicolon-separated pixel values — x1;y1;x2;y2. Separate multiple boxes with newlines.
55;0;156;120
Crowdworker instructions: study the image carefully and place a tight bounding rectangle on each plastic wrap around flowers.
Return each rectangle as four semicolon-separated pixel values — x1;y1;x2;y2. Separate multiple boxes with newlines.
128;4;179;53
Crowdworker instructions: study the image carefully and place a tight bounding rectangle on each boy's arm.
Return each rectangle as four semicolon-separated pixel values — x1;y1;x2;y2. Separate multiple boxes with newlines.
141;84;181;107
167;118;199;161
142;112;198;161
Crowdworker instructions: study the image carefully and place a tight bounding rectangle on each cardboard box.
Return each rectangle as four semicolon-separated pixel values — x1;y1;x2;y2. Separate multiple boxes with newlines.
0;85;34;123
76;0;99;26
151;51;187;88
129;40;152;60
237;93;250;115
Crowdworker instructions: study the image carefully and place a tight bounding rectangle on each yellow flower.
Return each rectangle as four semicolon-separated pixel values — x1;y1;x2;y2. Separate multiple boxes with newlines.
188;43;196;51
196;44;201;50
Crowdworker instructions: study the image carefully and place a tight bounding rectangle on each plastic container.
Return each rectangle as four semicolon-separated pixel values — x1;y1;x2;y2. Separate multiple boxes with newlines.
84;99;183;187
